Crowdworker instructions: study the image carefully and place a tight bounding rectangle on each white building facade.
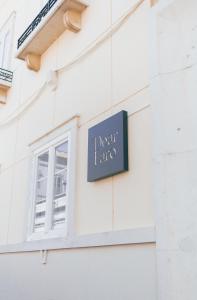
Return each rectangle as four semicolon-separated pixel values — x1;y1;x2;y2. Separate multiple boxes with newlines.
0;0;196;299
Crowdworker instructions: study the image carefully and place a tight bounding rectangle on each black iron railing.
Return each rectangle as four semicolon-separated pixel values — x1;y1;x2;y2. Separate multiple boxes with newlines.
17;0;58;49
0;68;13;83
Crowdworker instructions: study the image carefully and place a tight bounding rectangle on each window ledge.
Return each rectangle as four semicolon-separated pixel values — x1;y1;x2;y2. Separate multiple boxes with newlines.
16;0;88;72
0;227;155;254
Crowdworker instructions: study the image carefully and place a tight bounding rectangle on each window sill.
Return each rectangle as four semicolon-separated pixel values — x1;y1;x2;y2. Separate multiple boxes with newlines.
0;226;155;254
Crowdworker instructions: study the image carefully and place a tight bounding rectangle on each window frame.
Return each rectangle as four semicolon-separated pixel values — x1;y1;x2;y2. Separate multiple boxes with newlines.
27;118;78;241
0;12;16;70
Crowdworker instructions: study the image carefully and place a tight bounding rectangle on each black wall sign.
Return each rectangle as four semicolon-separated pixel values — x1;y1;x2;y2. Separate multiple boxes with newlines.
87;110;128;182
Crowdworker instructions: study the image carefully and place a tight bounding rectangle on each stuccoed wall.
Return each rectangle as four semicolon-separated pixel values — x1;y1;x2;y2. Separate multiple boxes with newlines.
0;0;154;243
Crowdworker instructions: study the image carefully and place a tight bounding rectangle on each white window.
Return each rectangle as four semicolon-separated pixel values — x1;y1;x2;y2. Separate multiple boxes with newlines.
28;118;78;240
0;12;15;70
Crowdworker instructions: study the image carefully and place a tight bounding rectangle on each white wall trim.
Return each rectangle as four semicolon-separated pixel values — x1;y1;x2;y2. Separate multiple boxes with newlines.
0;226;155;254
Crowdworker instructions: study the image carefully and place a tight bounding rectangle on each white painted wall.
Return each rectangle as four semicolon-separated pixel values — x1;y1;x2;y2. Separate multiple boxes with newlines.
0;0;154;243
0;244;157;300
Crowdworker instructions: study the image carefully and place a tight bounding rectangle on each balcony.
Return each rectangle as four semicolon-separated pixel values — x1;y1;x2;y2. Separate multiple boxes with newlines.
16;0;88;71
0;68;13;90
0;68;13;104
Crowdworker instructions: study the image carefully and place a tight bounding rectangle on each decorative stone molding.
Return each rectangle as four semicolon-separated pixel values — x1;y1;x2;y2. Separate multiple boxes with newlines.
16;0;88;72
0;226;155;254
63;10;82;32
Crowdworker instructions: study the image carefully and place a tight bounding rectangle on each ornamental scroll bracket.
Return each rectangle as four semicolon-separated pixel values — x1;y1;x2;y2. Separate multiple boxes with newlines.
63;9;82;33
25;53;41;72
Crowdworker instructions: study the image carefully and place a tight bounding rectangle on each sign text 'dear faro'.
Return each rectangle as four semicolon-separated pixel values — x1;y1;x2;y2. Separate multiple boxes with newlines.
87;111;129;182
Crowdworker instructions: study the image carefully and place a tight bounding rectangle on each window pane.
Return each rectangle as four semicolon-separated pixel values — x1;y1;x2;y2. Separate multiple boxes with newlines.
52;142;68;229
37;152;49;180
55;142;68;173
53;200;66;228
2;30;11;69
54;170;67;199
33;151;49;232
36;178;47;203
34;202;46;232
